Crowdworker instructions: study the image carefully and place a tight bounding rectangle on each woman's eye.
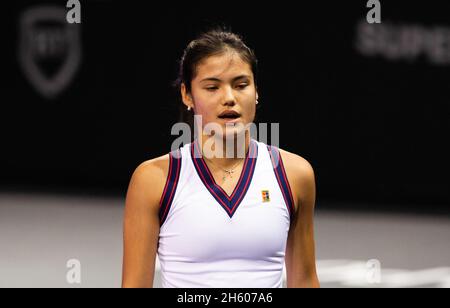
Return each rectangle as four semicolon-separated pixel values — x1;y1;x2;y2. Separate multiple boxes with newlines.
206;87;218;91
237;84;249;89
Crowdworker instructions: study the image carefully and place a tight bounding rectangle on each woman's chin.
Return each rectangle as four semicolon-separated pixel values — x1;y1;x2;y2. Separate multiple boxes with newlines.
220;123;248;138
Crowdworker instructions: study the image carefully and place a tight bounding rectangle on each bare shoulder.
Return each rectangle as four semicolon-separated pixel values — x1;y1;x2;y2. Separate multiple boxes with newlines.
126;154;171;213
278;149;315;180
133;154;171;181
278;148;316;212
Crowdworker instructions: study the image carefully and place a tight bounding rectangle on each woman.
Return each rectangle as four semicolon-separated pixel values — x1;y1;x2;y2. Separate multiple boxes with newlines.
122;29;320;288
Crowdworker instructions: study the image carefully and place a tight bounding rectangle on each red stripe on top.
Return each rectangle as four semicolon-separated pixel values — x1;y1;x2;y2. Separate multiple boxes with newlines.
230;145;257;213
196;139;253;200
269;147;294;218
191;144;230;210
161;152;181;222
159;153;173;209
277;150;296;214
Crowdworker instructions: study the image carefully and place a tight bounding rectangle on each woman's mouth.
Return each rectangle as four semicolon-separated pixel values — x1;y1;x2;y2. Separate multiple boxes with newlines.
218;110;241;123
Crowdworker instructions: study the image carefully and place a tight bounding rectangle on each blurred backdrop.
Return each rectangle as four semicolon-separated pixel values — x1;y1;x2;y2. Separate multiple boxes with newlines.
0;0;449;288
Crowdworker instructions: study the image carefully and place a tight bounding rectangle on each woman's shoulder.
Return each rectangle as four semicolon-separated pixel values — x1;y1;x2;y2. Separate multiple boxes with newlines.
126;154;172;211
259;140;314;176
256;140;314;176
277;148;314;178
132;154;171;184
132;143;189;183
275;147;316;211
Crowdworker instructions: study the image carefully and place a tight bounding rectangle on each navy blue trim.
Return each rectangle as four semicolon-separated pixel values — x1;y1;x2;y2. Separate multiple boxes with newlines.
190;139;258;218
267;145;295;220
159;149;182;226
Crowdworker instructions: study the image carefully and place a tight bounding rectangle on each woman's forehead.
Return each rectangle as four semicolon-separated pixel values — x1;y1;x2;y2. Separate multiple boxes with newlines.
194;52;252;81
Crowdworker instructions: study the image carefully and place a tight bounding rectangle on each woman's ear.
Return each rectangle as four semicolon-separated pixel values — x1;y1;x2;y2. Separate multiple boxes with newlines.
181;83;194;110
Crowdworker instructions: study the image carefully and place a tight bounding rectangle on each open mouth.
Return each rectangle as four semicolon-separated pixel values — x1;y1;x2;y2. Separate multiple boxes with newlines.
218;110;241;121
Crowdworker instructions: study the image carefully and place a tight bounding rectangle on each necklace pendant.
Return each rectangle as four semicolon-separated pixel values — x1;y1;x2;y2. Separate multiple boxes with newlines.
223;170;233;181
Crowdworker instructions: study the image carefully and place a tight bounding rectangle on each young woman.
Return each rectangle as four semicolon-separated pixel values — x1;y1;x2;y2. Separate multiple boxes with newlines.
121;30;320;288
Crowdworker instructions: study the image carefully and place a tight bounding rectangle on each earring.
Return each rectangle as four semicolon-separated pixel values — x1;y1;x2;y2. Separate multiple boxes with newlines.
187;106;192;111
256;100;259;105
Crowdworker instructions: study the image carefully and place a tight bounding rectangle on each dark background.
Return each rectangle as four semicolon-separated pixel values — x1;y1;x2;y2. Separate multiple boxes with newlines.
1;1;449;213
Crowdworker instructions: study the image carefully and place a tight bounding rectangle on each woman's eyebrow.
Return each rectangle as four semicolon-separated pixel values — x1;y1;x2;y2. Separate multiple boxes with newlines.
233;75;251;82
200;75;251;83
200;77;222;83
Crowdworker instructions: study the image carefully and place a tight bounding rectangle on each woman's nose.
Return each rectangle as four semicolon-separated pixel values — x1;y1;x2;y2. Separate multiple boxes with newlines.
222;87;236;106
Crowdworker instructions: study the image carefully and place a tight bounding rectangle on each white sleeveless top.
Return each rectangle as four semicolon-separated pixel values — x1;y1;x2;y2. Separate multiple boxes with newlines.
157;139;296;288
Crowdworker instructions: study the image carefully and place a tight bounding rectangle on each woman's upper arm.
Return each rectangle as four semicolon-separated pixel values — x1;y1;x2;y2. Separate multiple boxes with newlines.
280;151;320;288
121;156;169;288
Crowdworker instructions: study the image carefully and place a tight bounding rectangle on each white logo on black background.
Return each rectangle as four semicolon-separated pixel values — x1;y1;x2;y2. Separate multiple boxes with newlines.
19;6;82;100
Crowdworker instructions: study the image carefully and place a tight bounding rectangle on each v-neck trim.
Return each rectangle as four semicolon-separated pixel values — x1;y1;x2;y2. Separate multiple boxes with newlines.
190;139;258;218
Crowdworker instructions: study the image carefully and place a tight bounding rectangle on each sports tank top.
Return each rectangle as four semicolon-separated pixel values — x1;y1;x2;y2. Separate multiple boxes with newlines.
157;139;295;288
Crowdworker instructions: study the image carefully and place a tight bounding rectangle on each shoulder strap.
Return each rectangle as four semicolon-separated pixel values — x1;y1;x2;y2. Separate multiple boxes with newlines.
267;145;295;220
159;149;182;226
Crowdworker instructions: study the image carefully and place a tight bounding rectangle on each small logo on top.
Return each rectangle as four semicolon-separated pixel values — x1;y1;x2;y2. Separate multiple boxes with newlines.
262;190;271;203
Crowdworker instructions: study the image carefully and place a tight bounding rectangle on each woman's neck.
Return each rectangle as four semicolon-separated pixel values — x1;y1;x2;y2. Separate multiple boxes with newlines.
197;132;250;169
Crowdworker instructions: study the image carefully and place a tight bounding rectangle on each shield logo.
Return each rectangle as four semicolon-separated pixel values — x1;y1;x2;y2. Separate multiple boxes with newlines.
19;5;82;100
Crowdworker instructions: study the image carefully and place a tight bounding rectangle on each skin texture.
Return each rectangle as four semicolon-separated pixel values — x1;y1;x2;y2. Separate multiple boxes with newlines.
121;52;320;288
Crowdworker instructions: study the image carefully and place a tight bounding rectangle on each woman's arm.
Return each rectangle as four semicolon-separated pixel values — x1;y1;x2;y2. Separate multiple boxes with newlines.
281;151;320;288
121;156;169;288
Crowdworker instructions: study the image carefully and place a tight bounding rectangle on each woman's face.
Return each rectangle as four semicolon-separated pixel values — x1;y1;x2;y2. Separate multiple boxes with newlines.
182;51;258;140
